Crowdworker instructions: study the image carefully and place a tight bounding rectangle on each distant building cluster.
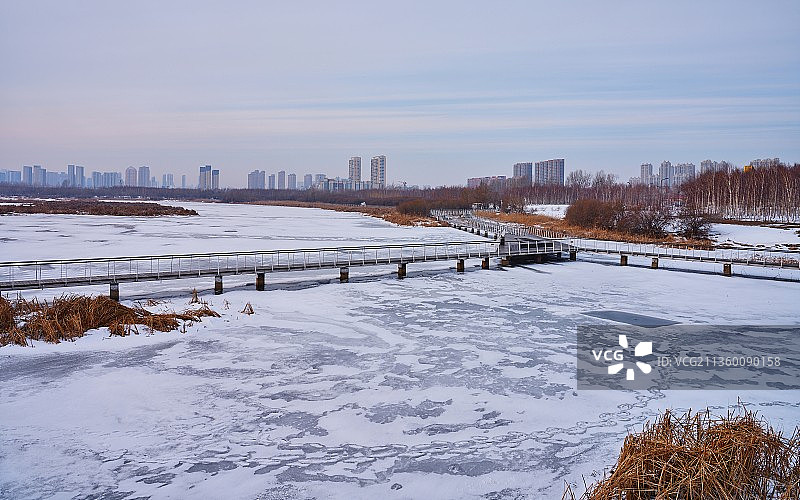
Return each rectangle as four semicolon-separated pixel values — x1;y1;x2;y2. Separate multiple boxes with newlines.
750;157;781;169
630;161;700;188
246;155;389;191
470;158;565;188
0;164;196;189
628;158;781;188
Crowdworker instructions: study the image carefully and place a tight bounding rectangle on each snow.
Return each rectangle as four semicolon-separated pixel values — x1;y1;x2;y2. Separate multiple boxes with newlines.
1;203;799;499
0;201;477;261
524;204;568;219
712;222;800;249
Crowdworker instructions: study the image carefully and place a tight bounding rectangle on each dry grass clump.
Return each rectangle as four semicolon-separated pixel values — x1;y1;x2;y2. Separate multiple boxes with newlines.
240;302;254;315
0;294;219;347
565;405;800;499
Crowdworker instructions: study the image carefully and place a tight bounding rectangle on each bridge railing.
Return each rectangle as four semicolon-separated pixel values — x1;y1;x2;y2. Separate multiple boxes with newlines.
0;240;517;290
568;238;800;268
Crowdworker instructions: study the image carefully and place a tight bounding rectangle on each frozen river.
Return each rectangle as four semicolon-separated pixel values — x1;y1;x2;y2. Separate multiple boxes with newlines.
1;202;799;499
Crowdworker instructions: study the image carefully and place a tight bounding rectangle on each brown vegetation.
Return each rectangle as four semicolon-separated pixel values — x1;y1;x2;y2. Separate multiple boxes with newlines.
0;294;219;346
478;211;712;247
565;405;799;499
252;200;448;227
0;199;197;216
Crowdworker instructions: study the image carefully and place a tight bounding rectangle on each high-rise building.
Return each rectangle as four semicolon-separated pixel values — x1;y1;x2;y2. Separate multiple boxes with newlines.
268;173;276;189
638;163;659;187
672;163;695;188
287;173;297;190
278;170;286;190
211;169;219;189
92;171;103;188
370;155;386;188
75;165;85;188
6;170;22;184
247;170;266;189
67;164;76;187
161;173;174;188
534;158;565;186
33;165;46;186
23;165;33;185
512;162;533;184
349;157;362;184
124;167;137;186
303;174;313;189
181;174;187;189
658;161;674;188
138;166;151;188
313;173;326;187
198;165;212;190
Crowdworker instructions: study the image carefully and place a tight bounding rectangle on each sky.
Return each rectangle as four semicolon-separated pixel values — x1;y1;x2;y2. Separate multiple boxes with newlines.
1;0;799;187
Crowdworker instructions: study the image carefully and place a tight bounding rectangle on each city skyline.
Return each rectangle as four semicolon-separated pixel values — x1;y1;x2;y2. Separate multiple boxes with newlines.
0;1;798;185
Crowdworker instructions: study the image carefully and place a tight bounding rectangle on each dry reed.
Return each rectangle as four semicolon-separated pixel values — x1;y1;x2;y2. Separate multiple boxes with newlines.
565;405;799;499
0;294;219;347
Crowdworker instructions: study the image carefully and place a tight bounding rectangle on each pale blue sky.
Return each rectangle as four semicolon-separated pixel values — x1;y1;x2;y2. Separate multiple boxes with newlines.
1;0;798;187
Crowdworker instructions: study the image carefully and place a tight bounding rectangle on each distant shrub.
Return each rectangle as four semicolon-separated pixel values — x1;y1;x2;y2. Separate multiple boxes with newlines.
397;199;432;216
677;203;713;239
565;199;623;230
617;205;671;237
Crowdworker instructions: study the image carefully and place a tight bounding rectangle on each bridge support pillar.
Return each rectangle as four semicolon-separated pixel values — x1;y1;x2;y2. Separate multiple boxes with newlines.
500;257;511;267
471;228;475;234
483;231;488;238
723;263;732;277
620;255;628;266
534;254;544;264
256;273;265;291
482;257;490;269
499;236;505;246
340;267;349;282
569;251;577;261
651;258;659;269
457;259;465;273
109;282;119;302
397;263;407;279
214;275;223;295
493;233;497;240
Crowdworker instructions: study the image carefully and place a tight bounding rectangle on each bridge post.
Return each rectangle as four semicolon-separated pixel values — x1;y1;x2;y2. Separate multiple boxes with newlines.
482;257;490;269
620;255;628;266
500;257;511;266
214;275;223;295
569;251;577;261
651;258;659;269
340;267;349;282
397;263;407;279
499;236;505;245
457;259;465;272
256;273;265;291
723;263;732;277
483;231;488;238
493;234;497;240
109;282;119;302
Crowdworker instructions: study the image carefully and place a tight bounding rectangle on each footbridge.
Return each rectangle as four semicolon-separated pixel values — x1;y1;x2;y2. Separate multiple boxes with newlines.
0;238;570;298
